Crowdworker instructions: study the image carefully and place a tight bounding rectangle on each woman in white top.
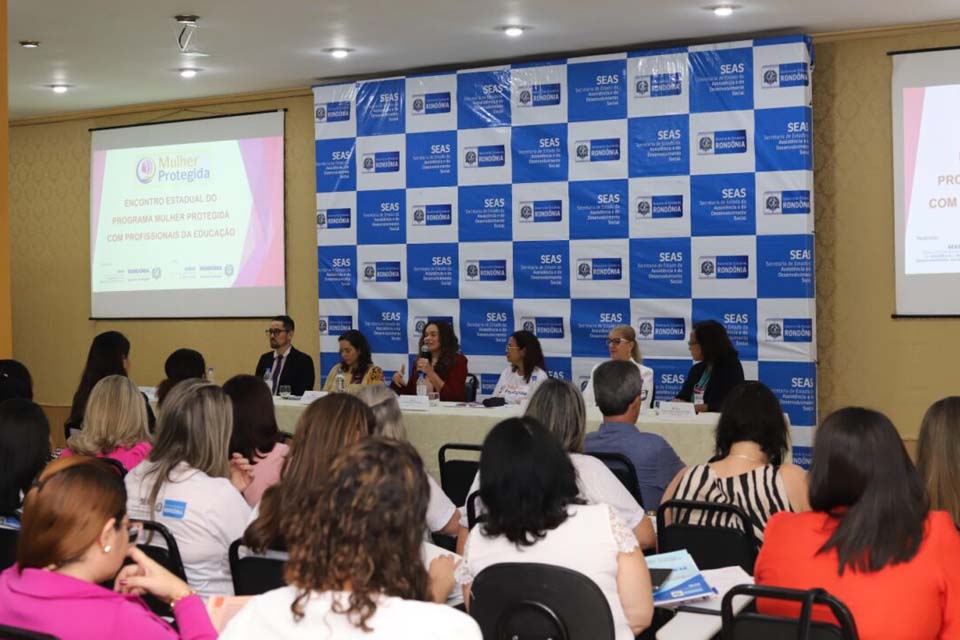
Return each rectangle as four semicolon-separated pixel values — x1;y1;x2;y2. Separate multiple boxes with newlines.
491;330;548;405
582;324;655;409
125;379;253;596
457;378;656;553
221;437;481;640
459;417;653;640
356;385;461;537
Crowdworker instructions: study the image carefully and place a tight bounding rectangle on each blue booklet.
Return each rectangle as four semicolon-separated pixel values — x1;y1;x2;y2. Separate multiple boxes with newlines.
646;550;716;606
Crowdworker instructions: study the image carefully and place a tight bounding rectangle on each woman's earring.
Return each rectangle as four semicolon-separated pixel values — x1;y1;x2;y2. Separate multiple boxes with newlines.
103;545;112;554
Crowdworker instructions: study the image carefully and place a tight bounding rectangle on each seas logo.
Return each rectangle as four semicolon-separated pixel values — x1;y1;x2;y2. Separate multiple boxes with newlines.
463;145;506;168
764;318;813;342
574;138;621;163
151;267;162;279
518;199;563;223
411;92;452;115
635;194;684;220
361;151;401;174
414;315;454;334
464;259;508;281
361;261;402;282
410;203;453;226
634;72;683;99
316;207;352;230
763;190;811;215
318;315;353;336
136;157;157;184
517;83;562;108
698;255;749;279
224;264;234;277
315;101;351;123
576;258;622;281
635;317;686;340
697;130;748;155
761;63;809;89
520;316;565;339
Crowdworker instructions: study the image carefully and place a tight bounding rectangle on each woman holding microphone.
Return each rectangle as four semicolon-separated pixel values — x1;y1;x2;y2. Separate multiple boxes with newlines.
391;321;469;402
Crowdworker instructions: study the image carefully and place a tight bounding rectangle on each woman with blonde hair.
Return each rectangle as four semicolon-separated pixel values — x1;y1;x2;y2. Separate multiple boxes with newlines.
356;385;460;536
582;324;655;410
917;396;960;527
62;375;152;471
125;379;253;596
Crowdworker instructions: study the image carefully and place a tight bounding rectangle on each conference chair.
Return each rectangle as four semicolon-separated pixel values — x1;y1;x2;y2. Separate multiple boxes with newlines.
465;490;486;529
0;625;59;640
470;563;615;640
101;457;128;478
438;443;482;506
129;519;187;617
0;527;17;572
657;500;759;574
228;539;286;596
584;450;644;509
464;373;479;403
721;584;859;640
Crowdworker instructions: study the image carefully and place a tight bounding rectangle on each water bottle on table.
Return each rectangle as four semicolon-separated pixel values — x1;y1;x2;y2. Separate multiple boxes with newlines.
334;369;346;393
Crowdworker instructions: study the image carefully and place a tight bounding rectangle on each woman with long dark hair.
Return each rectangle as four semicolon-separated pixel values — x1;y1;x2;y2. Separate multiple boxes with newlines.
916;396;960;528
156;348;206;406
321;329;383;392
491;330;547;404
390;321;468;402
0;399;50;529
755;407;960;640
675;319;744;412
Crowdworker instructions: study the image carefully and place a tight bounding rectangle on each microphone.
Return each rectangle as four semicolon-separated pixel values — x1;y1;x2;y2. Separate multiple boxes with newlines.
418;345;430;379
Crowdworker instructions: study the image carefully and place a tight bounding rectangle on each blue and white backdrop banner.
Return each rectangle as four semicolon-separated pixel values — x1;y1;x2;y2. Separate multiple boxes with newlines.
314;36;816;463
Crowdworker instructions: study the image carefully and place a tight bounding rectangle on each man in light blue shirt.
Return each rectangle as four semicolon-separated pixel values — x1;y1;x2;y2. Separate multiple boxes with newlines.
584;360;684;509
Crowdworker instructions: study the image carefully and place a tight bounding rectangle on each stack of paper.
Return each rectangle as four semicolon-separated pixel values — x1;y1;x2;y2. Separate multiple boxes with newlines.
646;550;716;606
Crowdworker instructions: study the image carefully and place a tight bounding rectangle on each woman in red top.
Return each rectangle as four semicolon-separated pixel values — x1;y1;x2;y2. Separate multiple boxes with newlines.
755;407;960;640
391;320;468;402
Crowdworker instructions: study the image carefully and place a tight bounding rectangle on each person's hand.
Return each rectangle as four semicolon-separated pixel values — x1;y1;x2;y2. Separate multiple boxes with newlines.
229;453;255;493
391;363;406;387
428;554;458;603
114;547;193;603
693;403;709;414
416;358;434;376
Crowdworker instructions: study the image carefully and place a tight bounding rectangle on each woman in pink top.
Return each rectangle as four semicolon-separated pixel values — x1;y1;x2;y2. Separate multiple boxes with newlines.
224;374;290;506
61;375;152;471
0;456;216;639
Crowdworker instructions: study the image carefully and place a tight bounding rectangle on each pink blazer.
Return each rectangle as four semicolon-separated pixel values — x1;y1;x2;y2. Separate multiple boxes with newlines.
0;565;217;640
60;441;152;472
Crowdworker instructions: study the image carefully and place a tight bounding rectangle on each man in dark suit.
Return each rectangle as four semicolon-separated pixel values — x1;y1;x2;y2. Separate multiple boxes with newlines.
254;315;315;396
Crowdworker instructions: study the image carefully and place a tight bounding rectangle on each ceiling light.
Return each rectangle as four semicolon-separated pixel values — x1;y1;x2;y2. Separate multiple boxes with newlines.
709;4;739;16
50;84;69;94
500;25;528;37
174;14;199;25
179;68;199;78
19;40;40;49
325;48;352;59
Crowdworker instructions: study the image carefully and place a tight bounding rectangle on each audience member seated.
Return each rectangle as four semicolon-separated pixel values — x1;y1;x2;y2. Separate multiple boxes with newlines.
755;407;960;640
459;417;653;640
125;380;252;596
357;384;460;537
221;437;481;639
660;381;808;541
457;378;655;553
254;315;316;396
243;394;375;553
675;320;744;413
156;348;206;406
491;330;547;405
917;396;960;528
223;374;289;507
66;331;155;438
391;320;468;402
61;375;153;471
585;360;684;508
0;399;51;530
582;325;655;409
0;457;217;639
322;329;384;392
0;359;33;402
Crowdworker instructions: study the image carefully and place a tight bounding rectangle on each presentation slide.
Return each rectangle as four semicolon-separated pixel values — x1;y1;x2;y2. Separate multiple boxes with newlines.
892;49;960;315
90;111;285;318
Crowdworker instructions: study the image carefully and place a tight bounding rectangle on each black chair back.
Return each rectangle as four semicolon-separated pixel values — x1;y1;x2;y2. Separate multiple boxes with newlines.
465;374;479;402
584;451;644;509
465;490;486;529
470;563;615;640
0;624;59;640
100;457;128;478
130;519;187;617
0;526;18;572
228;539;286;596
657;499;759;574
721;584;858;640
438;443;482;506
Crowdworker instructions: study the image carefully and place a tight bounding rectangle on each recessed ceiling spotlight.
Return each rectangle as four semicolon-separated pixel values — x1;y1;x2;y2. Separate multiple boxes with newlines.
181;50;209;58
50;84;69;94
499;25;529;37
179;68;200;78
707;4;739;16
19;40;40;48
174;14;199;25
324;48;353;59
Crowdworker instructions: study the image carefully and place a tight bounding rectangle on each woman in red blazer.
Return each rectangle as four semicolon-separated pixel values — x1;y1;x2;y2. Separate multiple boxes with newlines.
391;320;468;402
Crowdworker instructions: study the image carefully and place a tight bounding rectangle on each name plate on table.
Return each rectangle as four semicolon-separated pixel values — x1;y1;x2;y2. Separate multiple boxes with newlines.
397;395;431;411
657;401;697;420
299;390;328;405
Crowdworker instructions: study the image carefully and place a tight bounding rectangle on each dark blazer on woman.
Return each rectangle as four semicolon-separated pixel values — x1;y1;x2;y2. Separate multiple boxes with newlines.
676;355;744;412
392;353;469;402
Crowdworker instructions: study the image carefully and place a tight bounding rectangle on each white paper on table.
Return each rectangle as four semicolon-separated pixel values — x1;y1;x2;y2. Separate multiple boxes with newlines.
138;386;157;402
657;401;698;420
299;390;328;404
398;395;431;411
